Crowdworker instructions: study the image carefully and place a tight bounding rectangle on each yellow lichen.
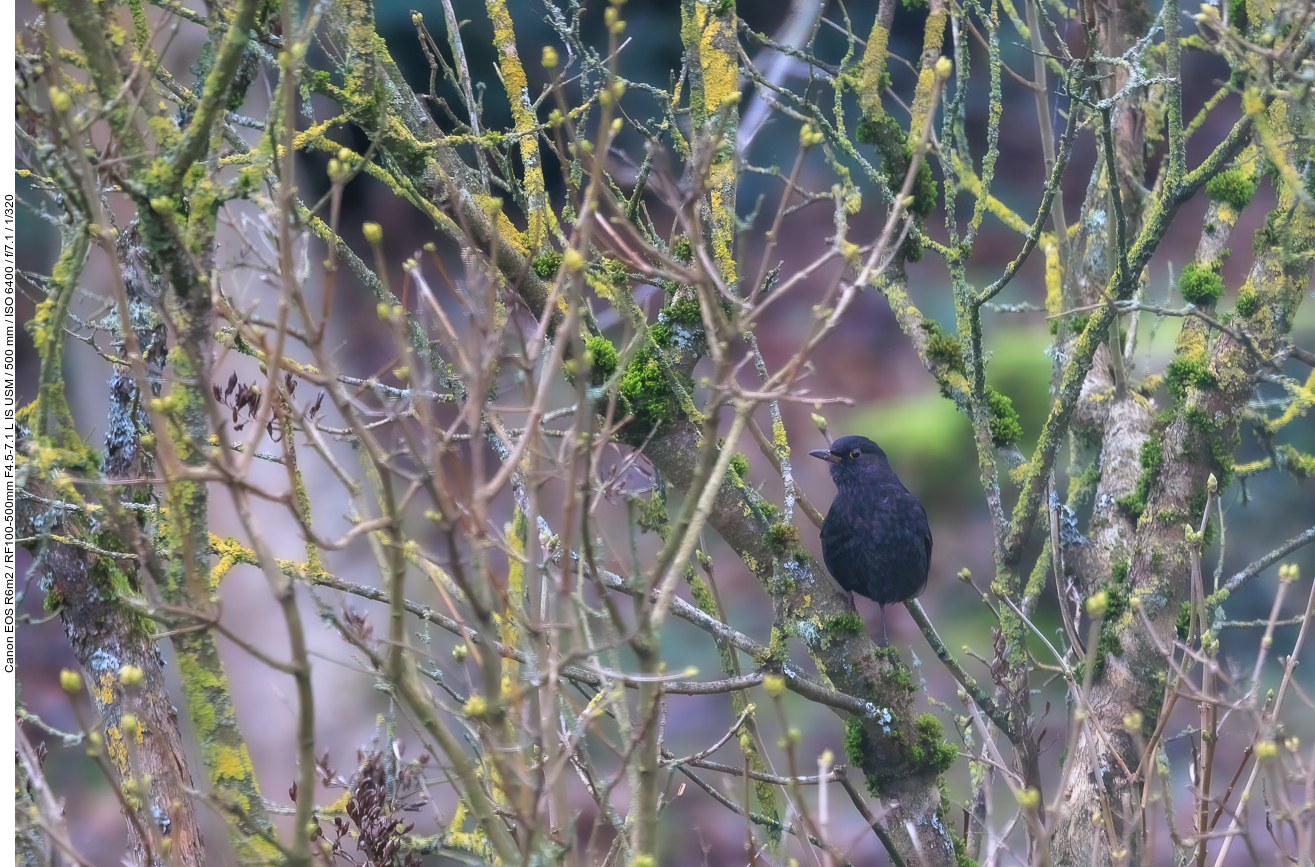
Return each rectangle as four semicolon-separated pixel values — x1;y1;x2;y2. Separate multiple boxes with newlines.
951;155;1031;235
857;16;891;119
106;725;129;774
477;194;529;256
708;185;737;284
908;5;950;136
1044;244;1063;317
501;509;527;680
692;4;737;115
771;418;789;455
486;0;550;250
94;672;116;705
1234;458;1272;476
680;1;738;284
1008;462;1031;486
1263;369;1315;434
212;744;255;787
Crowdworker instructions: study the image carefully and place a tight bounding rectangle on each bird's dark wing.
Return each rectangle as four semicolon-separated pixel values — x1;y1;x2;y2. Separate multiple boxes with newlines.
920;506;933;563
911;495;932;597
821;505;887;592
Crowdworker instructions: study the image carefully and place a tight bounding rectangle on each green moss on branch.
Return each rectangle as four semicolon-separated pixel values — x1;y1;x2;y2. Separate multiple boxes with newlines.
985;387;1023;447
1166;356;1218;400
584;335;617;385
1117;432;1164;522
1179;260;1225;306
856;111;937;218
920;319;966;373
618;344;693;438
1205;168;1256;210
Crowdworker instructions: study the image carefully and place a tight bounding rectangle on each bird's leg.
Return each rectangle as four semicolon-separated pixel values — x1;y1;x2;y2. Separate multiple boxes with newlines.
879;605;888;647
844;590;857;612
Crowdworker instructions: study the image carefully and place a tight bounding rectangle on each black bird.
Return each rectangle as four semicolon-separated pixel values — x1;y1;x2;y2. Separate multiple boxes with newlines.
810;435;932;643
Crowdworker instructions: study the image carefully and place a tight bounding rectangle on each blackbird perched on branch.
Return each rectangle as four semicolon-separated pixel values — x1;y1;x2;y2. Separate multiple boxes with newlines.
810;435;932;644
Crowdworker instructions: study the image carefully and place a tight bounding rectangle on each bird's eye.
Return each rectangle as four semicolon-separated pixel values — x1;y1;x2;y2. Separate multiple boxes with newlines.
849;448;861;460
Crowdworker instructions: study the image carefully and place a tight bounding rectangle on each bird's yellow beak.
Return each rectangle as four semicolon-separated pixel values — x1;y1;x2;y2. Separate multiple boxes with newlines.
809;449;838;463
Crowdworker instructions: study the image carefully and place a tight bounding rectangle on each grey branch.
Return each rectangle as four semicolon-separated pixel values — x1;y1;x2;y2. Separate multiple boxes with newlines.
1223;525;1315;593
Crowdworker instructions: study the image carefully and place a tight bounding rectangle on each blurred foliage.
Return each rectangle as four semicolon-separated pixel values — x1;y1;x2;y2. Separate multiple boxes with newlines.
851;327;1052;504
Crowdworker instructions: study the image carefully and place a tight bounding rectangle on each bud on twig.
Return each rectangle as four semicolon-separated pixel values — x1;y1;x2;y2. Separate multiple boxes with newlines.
49;87;71;112
464;695;488;718
1014;787;1040;809
811;412;829;440
60;669;83;693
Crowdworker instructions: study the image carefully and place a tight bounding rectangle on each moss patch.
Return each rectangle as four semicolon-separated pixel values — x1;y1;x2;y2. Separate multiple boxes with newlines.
584;335;617;385
916;321;1022;446
1117;432;1164;522
921;318;966;374
1090;575;1131;679
872;645;916;695
1253;210;1281;253
531;251;562;279
908;713;958;775
671;236;693;263
662;294;703;327
1179;260;1225;306
1166;352;1217;400
1235;287;1260;317
843;716;867;766
821;611;863;636
648;321;672;348
1184;405;1239;489
1175;600;1193;641
856;110;937;218
953;831;979;867
1049;311;1092;336
618;344;692;438
729;451;749;480
1206;168;1256;211
637;491;670;540
1228;0;1248;31
599;258;630;291
985;386;1023;447
761;625;791;665
764;522;801;552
